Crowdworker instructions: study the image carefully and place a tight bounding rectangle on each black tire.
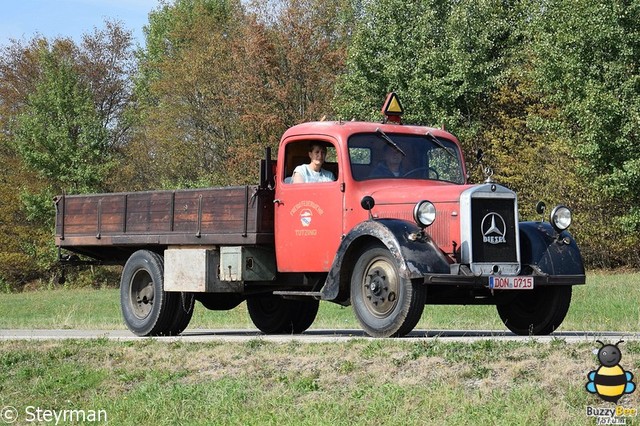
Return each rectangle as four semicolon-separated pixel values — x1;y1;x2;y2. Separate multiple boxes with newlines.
165;292;195;336
288;298;320;333
120;250;176;336
350;245;426;337
247;294;319;334
197;294;245;310
496;286;572;335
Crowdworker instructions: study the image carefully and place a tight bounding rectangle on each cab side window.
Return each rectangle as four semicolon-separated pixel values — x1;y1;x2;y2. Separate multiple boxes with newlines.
284;141;338;183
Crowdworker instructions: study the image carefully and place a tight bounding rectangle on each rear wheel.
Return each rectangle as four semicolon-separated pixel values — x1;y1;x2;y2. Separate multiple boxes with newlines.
247;294;319;334
165;292;195;336
120;250;176;336
350;245;426;337
496;286;572;335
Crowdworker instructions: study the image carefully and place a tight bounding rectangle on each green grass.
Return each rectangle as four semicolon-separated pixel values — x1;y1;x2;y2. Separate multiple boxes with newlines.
1;273;639;425
0;339;638;425
1;271;638;333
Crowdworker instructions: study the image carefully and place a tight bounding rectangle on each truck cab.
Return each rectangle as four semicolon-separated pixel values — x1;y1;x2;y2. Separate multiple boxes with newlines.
274;120;466;273
271;93;584;337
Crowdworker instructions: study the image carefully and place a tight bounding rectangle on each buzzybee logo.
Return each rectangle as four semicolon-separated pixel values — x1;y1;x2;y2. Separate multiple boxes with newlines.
586;340;636;403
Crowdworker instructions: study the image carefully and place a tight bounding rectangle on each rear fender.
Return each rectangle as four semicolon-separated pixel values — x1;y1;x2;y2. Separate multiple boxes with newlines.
320;219;450;302
519;221;585;276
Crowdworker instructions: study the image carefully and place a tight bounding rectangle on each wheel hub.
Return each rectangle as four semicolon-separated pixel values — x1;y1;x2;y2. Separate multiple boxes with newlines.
369;275;384;295
130;270;155;319
363;260;399;318
137;286;154;305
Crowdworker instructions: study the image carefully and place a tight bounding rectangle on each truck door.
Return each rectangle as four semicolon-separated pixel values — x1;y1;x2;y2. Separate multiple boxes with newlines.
274;138;343;272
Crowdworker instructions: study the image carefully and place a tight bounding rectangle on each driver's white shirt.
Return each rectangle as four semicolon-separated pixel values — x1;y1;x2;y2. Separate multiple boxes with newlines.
293;164;335;183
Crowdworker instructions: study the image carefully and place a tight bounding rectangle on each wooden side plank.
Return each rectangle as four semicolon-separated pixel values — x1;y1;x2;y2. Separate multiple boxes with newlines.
55;186;274;248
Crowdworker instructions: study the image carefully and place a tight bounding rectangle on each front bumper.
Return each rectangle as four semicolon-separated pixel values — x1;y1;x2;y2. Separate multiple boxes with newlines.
423;264;585;288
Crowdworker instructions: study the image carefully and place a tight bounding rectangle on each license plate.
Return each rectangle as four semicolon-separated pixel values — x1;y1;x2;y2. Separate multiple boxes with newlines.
488;276;534;290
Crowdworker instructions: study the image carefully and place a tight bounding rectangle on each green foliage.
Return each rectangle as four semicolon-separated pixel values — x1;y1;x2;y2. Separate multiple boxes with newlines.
127;0;353;190
5;45;114;287
527;0;640;265
127;0;248;189
337;0;640;267
1;0;640;287
0;24;134;289
335;0;519;144
14;47;111;195
136;0;240;103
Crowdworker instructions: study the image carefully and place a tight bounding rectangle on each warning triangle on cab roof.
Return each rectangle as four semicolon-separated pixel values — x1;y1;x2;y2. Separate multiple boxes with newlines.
381;92;403;116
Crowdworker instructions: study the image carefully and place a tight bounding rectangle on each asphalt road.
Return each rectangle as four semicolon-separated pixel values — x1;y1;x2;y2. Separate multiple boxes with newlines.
0;329;638;343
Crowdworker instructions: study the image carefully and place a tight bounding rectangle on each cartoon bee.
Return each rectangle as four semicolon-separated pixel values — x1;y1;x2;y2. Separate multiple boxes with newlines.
586;340;636;403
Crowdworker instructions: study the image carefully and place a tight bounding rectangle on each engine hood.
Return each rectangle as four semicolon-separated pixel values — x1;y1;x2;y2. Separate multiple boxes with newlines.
363;181;475;206
348;181;499;258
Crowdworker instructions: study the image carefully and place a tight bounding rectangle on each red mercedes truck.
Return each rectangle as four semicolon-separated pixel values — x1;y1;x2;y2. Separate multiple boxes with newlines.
55;93;585;337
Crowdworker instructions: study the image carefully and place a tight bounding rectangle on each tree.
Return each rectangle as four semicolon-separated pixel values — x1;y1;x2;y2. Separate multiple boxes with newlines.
15;46;110;198
78;20;137;151
126;0;246;189
530;0;640;266
244;0;354;127
128;0;354;189
0;137;51;288
334;0;519;151
0;22;136;288
478;76;583;220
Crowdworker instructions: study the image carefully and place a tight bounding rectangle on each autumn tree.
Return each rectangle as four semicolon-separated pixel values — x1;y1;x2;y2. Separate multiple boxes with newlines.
0;39;53;287
227;0;355;177
125;0;245;189
78;21;137;152
0;22;136;288
243;0;354;127
127;0;354;189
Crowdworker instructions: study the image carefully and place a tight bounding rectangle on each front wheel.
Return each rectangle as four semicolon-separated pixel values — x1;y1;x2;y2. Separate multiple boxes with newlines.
496;286;572;335
247;295;319;334
350;245;426;337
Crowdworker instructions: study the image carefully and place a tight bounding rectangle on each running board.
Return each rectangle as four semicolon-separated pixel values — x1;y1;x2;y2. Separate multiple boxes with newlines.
273;291;322;298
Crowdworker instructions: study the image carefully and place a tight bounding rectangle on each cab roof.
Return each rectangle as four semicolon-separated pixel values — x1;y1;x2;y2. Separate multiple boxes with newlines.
281;120;460;145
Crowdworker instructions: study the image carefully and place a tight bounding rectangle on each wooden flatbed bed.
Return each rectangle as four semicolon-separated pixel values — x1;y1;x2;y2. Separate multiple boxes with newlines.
55;185;275;262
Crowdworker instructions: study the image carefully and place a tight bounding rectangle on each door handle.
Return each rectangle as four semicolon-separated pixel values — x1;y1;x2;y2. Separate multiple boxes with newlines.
273;199;283;205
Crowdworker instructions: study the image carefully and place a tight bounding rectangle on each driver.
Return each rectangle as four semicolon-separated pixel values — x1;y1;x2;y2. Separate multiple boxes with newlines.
370;144;405;177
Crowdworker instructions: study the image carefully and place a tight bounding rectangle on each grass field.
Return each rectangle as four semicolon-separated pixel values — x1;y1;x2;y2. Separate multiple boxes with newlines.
0;338;638;425
0;271;639;332
0;272;639;425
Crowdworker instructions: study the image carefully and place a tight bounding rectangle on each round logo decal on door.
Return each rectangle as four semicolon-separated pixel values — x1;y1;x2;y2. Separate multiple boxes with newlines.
300;209;312;227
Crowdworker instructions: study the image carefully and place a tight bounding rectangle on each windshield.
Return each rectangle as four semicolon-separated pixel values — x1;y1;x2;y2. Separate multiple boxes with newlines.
348;132;465;184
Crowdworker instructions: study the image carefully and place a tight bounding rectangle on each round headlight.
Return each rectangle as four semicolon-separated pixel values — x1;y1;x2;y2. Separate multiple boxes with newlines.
550;205;572;232
413;200;436;228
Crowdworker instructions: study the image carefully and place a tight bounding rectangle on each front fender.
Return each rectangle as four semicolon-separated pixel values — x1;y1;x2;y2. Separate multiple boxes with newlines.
320;219;450;302
519;221;585;276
